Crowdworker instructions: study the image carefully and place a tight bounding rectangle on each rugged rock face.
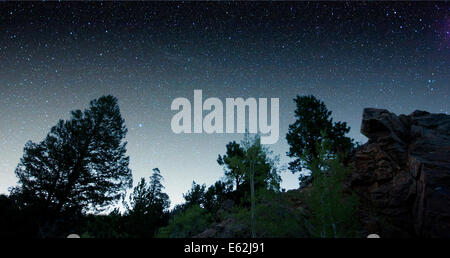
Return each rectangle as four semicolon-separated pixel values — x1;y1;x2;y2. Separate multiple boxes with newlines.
349;108;450;237
195;108;449;238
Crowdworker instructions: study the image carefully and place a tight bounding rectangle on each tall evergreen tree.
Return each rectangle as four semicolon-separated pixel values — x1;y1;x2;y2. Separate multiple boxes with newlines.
11;95;132;217
127;168;170;214
286;95;353;182
183;181;206;208
217;141;246;191
125;168;170;237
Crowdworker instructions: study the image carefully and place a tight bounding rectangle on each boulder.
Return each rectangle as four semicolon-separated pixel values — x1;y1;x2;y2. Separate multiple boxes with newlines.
349;108;450;237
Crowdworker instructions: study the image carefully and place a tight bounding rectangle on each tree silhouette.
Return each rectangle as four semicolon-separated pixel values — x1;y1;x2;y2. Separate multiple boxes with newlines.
217;141;246;191
183;181;206;208
125;168;170;237
203;181;232;214
180;180;232;215
127;168;170;214
286;95;353;182
219;134;281;195
240;134;281;192
10;95;132;235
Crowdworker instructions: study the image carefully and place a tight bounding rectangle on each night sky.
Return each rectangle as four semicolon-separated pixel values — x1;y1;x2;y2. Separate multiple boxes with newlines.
0;1;449;206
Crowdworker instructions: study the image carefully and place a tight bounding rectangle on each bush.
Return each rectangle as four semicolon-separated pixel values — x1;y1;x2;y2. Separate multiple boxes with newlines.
80;211;128;238
228;190;307;238
156;205;213;238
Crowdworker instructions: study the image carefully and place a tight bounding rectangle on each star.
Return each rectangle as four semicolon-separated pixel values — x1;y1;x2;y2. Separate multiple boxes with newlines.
0;1;447;206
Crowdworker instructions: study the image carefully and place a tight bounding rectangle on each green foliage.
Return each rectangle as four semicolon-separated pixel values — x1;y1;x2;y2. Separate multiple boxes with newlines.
219;134;281;237
203;181;232;214
124;168;170;238
80;209;128;238
218;134;281;194
229;189;306;238
217;141;246;190
126;168;170;215
3;93;362;238
180;180;232;216
183;181;207;208
306;136;359;238
286;95;353;181
241;134;281;192
157;205;213;238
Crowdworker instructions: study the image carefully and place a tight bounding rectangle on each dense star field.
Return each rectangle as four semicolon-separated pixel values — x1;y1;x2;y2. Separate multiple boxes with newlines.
0;1;448;206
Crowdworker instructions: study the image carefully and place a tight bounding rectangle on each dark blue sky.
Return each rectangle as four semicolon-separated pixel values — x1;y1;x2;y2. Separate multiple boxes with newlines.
0;1;448;206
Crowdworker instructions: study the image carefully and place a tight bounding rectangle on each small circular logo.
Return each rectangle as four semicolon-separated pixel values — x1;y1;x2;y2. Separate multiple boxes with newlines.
367;234;380;238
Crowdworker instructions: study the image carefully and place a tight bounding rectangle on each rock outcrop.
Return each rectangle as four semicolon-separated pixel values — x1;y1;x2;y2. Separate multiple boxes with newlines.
349;108;450;237
195;108;449;238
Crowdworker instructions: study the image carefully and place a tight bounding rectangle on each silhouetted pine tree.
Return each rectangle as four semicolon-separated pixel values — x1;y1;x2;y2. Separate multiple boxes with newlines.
217;141;246;191
183;181;207;208
286;95;353;183
10;95;132;236
125;168;170;237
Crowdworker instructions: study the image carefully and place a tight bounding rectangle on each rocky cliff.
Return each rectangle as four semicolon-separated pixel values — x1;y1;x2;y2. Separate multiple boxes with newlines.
348;108;450;237
196;108;450;238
